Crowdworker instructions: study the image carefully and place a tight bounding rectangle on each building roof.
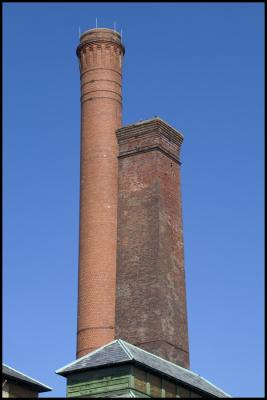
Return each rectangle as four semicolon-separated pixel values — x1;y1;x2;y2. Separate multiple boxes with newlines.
2;363;52;392
56;340;230;398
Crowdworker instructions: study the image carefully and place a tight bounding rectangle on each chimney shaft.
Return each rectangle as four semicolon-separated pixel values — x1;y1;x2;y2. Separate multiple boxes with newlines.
115;119;190;368
76;28;124;358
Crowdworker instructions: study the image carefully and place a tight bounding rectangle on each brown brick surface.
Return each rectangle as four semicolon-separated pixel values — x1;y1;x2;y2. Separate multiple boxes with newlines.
115;119;190;368
76;28;124;358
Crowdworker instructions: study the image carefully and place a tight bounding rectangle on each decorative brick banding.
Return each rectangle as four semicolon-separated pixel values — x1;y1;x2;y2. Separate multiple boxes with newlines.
76;28;124;359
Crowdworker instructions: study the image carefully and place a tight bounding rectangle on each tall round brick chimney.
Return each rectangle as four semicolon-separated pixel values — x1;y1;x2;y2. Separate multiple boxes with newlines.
76;28;125;358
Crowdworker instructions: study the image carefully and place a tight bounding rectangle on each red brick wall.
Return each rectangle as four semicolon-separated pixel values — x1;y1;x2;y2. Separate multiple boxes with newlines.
76;29;124;358
115;119;189;368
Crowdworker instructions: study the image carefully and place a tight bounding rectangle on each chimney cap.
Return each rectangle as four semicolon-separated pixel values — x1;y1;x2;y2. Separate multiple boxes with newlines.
77;27;125;57
118;116;184;139
80;27;122;40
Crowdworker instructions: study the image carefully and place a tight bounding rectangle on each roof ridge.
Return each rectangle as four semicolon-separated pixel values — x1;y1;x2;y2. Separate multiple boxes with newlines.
118;339;134;360
117;342;229;397
55;339;118;374
119;341;193;373
2;363;52;390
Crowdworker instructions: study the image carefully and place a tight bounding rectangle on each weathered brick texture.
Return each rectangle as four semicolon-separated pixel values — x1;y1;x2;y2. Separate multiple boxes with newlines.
115;118;190;368
76;28;124;358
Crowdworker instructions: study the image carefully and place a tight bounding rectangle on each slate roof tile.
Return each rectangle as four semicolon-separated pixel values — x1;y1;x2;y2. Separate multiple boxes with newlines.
56;340;230;398
2;363;52;392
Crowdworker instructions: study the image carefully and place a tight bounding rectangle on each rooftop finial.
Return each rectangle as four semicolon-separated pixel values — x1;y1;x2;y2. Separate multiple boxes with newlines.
96;17;98;29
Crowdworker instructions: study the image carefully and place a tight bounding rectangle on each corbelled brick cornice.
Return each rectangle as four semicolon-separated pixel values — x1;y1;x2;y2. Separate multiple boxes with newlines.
116;118;184;163
76;28;125;58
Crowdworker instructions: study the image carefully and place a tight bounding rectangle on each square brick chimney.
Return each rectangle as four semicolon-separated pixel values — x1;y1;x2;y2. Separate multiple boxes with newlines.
115;118;189;368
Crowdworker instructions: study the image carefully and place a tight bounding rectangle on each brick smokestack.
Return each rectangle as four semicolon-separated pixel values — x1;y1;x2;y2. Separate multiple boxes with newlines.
115;118;190;368
76;28;125;358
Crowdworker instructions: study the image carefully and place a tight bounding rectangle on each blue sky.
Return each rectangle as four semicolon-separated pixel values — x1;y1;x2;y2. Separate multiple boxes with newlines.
3;2;264;397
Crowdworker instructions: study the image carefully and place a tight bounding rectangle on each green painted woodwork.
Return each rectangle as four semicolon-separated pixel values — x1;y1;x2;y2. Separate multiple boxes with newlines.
68;365;131;385
133;367;147;393
147;371;161;397
79;388;150;398
66;364;206;398
67;365;131;398
162;379;177;397
67;375;129;396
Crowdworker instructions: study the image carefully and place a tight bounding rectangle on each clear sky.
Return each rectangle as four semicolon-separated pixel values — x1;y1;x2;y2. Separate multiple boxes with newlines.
3;2;264;398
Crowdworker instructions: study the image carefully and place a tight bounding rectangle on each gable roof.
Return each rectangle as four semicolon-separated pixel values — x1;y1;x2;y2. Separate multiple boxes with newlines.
2;363;52;392
56;340;230;398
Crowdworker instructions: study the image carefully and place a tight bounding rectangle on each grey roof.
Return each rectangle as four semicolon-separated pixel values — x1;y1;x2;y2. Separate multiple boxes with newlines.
2;363;52;392
56;340;230;398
